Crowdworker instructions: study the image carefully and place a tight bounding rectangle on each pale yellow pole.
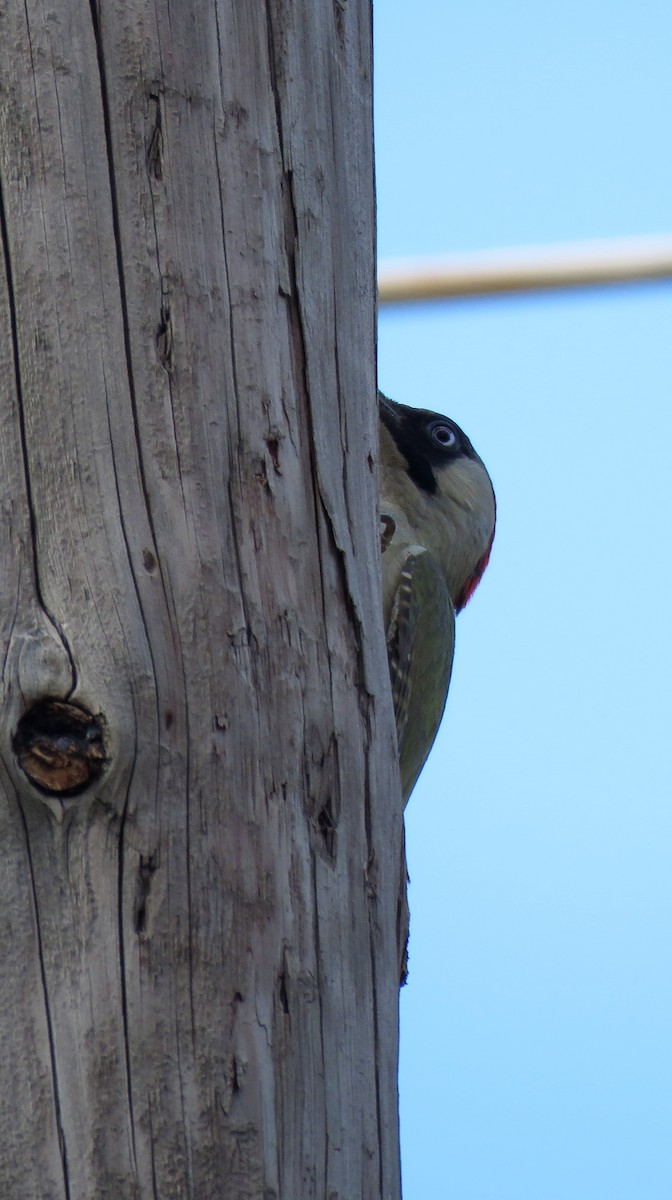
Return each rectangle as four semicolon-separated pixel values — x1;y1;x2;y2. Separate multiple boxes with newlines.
378;234;672;304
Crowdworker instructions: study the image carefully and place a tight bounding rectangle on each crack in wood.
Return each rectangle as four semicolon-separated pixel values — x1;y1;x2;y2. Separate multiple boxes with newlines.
133;853;157;936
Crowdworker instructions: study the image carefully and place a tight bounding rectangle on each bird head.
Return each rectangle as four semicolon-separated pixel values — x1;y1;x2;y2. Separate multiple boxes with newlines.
378;393;495;612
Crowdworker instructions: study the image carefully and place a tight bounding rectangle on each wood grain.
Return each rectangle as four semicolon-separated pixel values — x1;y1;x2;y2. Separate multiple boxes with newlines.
0;2;403;1196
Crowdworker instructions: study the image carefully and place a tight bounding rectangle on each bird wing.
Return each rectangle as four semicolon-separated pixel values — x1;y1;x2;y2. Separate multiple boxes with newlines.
385;549;455;803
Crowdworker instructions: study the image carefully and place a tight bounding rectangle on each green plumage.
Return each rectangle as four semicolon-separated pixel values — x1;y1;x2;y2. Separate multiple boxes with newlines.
384;545;455;802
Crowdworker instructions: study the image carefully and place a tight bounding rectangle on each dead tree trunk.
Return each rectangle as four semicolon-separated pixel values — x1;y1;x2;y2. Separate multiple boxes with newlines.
0;3;403;1197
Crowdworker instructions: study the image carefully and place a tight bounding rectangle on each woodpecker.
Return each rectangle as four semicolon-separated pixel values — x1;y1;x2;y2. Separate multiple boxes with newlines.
379;392;496;802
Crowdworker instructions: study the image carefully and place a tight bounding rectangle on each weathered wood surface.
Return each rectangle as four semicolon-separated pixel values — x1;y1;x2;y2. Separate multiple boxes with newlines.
0;2;402;1197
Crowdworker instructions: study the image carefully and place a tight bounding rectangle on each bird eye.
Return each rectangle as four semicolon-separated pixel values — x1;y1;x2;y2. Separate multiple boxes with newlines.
428;420;457;449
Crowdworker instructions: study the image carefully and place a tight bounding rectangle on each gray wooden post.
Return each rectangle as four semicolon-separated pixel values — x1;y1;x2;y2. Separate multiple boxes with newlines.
0;2;403;1197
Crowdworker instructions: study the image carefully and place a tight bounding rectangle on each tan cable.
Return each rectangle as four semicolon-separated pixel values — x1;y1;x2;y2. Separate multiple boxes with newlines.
378;235;672;304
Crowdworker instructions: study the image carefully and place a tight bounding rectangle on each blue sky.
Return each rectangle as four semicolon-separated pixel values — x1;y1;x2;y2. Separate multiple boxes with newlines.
374;4;672;1197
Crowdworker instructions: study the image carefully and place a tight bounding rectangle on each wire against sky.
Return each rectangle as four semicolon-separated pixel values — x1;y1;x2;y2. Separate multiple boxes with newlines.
378;234;672;304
